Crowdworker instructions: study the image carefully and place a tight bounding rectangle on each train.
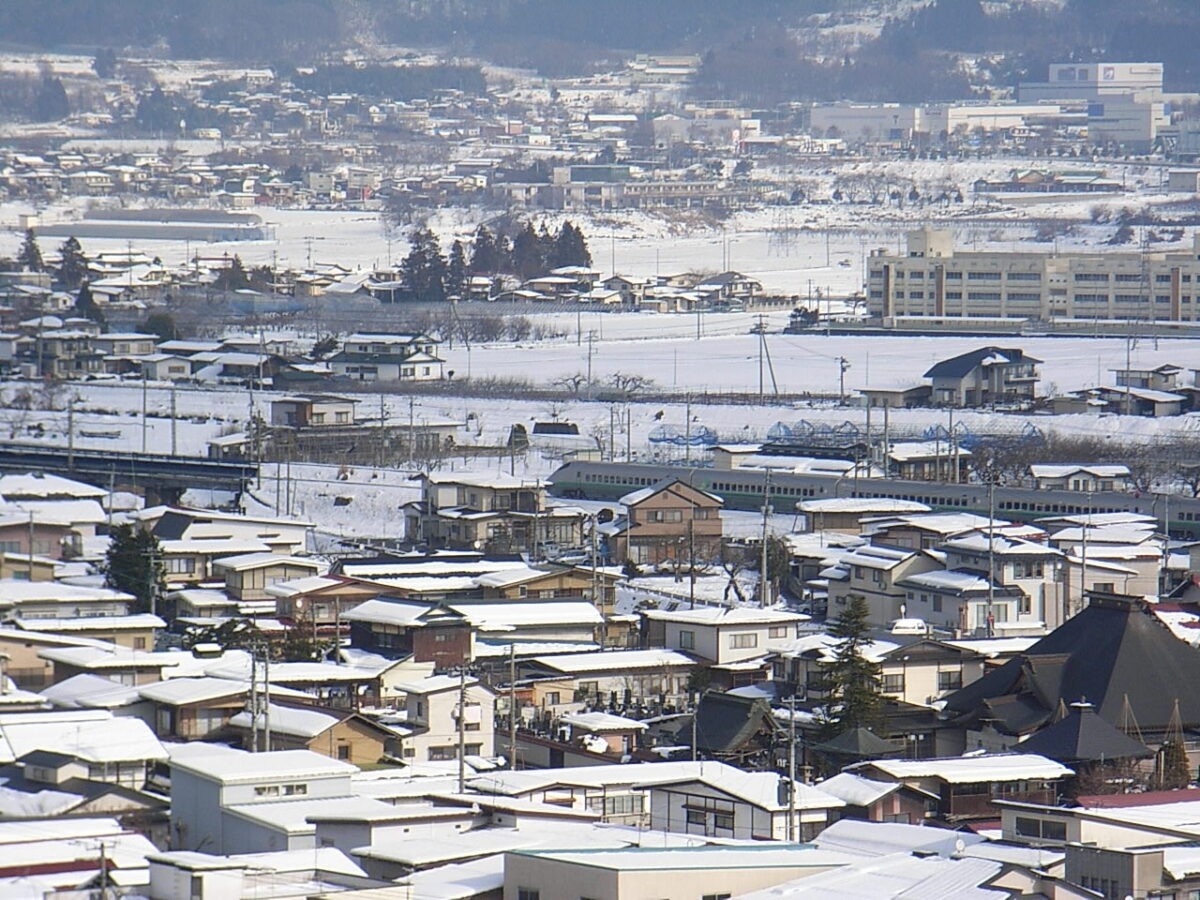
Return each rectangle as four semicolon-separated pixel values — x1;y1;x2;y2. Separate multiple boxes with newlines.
547;460;1199;537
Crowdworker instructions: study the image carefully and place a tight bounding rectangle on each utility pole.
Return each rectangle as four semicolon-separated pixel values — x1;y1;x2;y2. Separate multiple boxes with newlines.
837;357;850;405
408;397;416;465
66;397;75;471
987;477;996;638
684;393;692;465
948;408;956;484
759;471;772;608
457;665;467;792
170;387;177;456
787;693;797;842
141;375;148;454
509;644;517;771
688;518;696;610
263;648;271;751
585;331;597;396
757;315;766;402
249;649;259;752
625;405;632;462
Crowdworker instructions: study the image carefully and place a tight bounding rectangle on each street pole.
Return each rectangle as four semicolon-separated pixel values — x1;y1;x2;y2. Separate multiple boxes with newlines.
457;666;467;792
787;693;797;842
509;644;517;771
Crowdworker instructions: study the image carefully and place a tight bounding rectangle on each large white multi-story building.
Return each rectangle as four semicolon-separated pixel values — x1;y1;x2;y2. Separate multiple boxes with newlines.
867;228;1200;322
1019;62;1165;103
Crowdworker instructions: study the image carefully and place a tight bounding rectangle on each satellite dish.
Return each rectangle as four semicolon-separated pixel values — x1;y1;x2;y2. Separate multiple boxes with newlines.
954;838;965;855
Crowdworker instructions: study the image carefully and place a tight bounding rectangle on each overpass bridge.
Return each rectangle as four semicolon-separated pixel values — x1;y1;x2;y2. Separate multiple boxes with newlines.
0;444;258;496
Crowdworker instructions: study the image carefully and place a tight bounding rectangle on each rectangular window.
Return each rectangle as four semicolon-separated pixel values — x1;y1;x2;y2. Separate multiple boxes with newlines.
882;674;905;693
967;291;1001;301
967;271;1001;280
1007;272;1041;281
944;271;962;280
729;633;758;649
1074;272;1110;282
768;625;789;638
938;670;962;691
679;630;695;650
518;890;540;900
686;809;706;826
713;814;734;831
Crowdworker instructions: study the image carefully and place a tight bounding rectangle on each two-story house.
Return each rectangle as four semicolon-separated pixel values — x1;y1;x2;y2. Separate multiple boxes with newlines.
392;673;496;763
269;394;359;427
1028;464;1132;493
849;753;1072;823
824;544;942;627
940;532;1069;628
609;478;723;567
923;346;1041;407
404;474;585;555
640;607;808;665
328;332;444;382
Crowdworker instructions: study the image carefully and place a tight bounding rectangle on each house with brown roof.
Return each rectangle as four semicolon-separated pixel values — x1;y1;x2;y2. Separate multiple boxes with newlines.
610;478;723;567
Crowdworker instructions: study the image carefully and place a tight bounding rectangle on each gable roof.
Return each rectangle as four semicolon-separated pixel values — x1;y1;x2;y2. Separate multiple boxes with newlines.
619;478;722;508
923;346;1040;379
812;727;904;759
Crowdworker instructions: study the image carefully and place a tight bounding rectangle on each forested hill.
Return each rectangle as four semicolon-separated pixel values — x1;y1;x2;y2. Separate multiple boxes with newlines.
1;0;1199;95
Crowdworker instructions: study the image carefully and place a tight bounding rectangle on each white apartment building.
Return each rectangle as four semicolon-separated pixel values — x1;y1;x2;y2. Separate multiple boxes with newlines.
867;228;1200;322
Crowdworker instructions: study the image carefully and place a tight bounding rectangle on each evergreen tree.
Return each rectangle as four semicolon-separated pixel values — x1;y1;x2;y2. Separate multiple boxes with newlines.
817;595;884;736
92;47;118;79
400;227;448;302
104;523;166;613
552;221;592;268
468;225;498;274
446;239;468;299
511;222;544;280
215;256;250;291
17;229;43;272
141;312;178;342
34;76;69;121
58;236;87;290
1161;738;1192;790
74;282;105;327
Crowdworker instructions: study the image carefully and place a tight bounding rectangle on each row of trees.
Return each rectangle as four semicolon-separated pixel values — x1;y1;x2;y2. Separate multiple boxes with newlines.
400;221;592;302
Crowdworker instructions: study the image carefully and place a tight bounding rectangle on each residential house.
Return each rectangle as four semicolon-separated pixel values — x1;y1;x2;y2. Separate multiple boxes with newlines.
1113;364;1183;391
267;575;379;630
1028;464;1133;492
816;772;937;824
228;701;400;764
645;763;844;841
886;441;972;481
168;744;359;853
894;568;1025;634
939;532;1068;628
862;512;1003;551
609;478;723;567
923;346;1041;408
0;625;109;690
405;474;585;555
640;606;808;666
140;677;271;742
798;499;930;535
518;648;698;710
850;753;1072;822
269;394;358;427
823;544;942;627
138;353;195;381
0;580;134;620
392;674;496;763
212;553;322;603
12;614;163;651
328;332;444;382
0;708;166;789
